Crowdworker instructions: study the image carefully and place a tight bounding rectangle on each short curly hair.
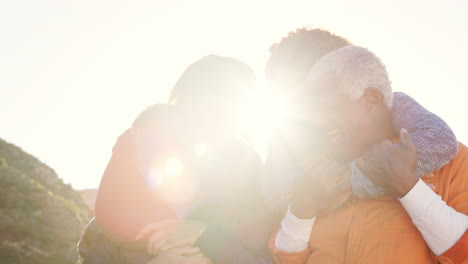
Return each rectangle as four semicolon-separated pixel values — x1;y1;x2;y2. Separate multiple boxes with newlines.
265;28;350;94
308;45;393;108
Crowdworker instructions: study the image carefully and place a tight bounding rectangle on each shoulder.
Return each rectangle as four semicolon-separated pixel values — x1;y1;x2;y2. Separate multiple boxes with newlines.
451;142;468;174
434;142;468;210
132;103;180;128
455;142;468;157
437;142;468;176
446;142;468;169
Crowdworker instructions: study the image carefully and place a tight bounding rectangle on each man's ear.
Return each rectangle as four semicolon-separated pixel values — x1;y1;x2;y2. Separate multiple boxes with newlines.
361;87;385;116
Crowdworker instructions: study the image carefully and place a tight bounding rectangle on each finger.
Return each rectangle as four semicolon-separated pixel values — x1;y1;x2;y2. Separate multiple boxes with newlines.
136;222;163;240
167;246;201;256
148;231;168;255
140;219;180;240
399;128;416;150
151;239;167;256
160;237;196;252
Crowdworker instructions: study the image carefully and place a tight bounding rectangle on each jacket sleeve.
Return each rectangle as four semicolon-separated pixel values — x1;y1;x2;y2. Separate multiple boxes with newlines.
391;92;458;178
439;144;468;263
441;230;468;264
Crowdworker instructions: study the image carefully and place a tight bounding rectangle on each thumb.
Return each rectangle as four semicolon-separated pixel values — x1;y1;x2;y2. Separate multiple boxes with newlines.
167;246;201;256
136;222;165;240
136;220;179;240
399;128;416;151
160;237;196;252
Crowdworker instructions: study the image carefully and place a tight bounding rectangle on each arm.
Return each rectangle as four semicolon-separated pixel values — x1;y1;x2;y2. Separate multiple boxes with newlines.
269;208;314;264
401;144;468;263
399;179;468;256
358;131;468;263
275;207;315;253
351;92;459;198
391;92;458;177
270;160;352;264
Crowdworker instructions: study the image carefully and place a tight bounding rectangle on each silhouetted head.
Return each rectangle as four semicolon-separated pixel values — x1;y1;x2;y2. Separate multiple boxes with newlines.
169;55;255;134
265;28;351;162
266;28;350;96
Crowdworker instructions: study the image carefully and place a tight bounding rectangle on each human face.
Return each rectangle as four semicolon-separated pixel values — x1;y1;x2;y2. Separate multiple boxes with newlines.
301;75;379;161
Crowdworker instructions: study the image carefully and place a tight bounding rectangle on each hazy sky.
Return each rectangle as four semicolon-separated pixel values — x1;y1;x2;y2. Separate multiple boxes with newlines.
1;0;467;189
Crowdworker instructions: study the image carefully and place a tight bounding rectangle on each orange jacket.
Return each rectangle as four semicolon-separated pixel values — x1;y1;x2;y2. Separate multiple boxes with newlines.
270;143;468;264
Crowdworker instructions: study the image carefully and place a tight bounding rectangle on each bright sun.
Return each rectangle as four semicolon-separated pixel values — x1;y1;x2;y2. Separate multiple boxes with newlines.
240;88;291;155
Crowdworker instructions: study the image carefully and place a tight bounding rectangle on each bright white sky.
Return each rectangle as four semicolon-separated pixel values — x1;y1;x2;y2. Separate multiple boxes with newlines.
1;0;467;189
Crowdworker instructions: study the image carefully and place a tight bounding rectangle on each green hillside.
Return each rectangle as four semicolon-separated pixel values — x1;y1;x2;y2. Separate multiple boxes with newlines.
0;138;90;264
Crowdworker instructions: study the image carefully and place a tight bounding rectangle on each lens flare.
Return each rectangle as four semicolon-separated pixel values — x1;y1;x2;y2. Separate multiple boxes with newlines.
239;88;292;157
146;170;164;190
146;158;197;206
164;158;183;176
241;89;290;138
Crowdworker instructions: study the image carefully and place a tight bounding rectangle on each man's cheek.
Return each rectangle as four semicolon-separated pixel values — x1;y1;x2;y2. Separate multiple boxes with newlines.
345;123;368;158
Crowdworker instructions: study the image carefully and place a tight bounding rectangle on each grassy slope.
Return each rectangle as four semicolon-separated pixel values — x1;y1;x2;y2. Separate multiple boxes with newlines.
0;138;90;264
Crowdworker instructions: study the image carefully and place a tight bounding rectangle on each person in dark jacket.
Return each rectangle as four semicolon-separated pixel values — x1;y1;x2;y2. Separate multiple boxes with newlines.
78;55;276;264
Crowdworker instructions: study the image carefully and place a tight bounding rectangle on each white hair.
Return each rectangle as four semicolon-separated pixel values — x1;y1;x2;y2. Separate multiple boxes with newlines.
307;45;393;108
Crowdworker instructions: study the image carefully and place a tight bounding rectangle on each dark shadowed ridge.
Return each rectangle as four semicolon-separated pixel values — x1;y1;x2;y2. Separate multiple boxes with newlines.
0;138;90;264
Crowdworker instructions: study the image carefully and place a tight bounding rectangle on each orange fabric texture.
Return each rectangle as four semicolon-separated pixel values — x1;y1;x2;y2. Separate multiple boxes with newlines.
271;143;468;264
442;230;468;264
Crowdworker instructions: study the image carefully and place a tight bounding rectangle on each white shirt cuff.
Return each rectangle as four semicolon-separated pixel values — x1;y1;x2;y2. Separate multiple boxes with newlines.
399;178;437;221
399;178;468;255
275;206;315;252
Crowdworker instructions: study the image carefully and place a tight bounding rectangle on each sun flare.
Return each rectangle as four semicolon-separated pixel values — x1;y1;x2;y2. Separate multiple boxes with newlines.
240;89;291;146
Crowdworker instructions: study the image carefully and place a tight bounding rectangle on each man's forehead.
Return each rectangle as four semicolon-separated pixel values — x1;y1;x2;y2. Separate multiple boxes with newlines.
307;71;343;95
302;74;351;110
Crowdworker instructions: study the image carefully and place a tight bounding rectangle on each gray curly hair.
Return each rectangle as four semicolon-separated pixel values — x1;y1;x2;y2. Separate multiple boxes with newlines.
307;45;393;108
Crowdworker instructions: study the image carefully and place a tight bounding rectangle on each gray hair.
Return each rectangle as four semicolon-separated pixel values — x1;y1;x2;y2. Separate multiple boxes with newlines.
307;45;393;108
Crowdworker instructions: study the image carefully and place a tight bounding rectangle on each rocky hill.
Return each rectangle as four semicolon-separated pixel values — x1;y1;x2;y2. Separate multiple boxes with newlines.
0;138;90;264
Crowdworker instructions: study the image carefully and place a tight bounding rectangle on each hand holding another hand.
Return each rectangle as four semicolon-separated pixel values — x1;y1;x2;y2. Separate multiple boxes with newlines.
136;219;207;256
356;128;419;198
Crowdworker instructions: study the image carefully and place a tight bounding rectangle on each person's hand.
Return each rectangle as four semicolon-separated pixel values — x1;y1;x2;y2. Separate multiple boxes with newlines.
147;246;212;264
136;220;207;256
290;157;352;219
356;128;418;198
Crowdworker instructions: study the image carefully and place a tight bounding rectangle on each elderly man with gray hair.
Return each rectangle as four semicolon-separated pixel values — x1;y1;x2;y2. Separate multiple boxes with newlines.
270;45;468;263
